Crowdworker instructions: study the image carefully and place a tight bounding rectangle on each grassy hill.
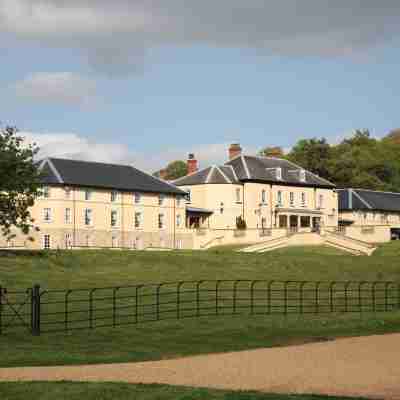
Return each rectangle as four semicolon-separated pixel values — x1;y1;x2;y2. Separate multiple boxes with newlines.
0;243;400;367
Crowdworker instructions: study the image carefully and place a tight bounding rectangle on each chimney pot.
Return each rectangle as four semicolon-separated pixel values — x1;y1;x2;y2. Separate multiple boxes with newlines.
187;153;198;175
228;143;242;160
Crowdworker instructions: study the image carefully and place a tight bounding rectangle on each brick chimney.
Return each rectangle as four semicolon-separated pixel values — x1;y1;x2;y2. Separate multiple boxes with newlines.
228;143;242;160
187;153;198;175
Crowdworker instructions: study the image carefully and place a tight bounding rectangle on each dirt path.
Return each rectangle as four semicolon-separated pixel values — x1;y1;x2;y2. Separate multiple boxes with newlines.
1;333;400;399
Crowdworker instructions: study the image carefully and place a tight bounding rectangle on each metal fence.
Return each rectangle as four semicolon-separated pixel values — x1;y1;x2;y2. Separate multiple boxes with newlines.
1;280;399;336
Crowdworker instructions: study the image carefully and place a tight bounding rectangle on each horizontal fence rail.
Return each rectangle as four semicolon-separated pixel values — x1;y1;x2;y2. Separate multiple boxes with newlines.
1;280;400;336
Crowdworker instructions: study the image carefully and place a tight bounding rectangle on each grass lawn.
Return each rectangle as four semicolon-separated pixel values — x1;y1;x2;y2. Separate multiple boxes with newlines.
0;382;369;400
0;243;400;367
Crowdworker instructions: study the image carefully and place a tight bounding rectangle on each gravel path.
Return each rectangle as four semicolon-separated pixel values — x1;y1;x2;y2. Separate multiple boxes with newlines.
1;334;400;399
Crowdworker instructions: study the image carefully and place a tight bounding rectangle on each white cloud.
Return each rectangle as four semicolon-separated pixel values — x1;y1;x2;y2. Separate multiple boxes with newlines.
1;1;400;75
14;72;97;108
21;131;256;172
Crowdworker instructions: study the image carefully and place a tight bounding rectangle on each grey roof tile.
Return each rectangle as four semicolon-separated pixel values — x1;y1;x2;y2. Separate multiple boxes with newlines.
39;158;186;195
339;188;400;212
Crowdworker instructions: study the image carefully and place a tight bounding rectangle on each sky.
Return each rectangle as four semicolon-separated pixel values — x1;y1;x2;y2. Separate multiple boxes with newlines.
1;0;400;172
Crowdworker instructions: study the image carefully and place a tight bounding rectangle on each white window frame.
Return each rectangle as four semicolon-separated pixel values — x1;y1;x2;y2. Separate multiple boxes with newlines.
84;208;93;226
159;194;165;206
235;188;241;203
134;211;142;229
318;194;324;209
176;214;181;227
276;168;282;180
65;233;72;249
158;213;165;229
43;234;51;249
111;210;118;227
42;186;50;198
277;191;283;207
301;192;306;207
186;189;191;203
43;208;52;223
299;169;306;182
111;190;119;203
64;187;71;199
85;189;92;201
261;190;266;204
289;192;295;207
65;208;72;224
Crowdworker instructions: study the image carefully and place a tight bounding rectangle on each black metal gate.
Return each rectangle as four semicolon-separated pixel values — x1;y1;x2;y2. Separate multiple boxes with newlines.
0;287;34;334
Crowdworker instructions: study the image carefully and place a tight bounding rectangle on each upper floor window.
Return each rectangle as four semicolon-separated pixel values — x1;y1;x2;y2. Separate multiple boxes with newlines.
289;192;295;207
111;210;118;227
176;214;182;227
186;189;191;203
64;187;71;199
299;169;306;182
85;189;92;201
235;188;241;203
158;213;165;229
261;189;266;204
111;190;119;202
43;208;52;222
261;217;267;228
84;209;93;226
65;208;72;224
134;192;141;204
301;192;306;207
42;186;50;198
276;167;282;180
159;194;165;206
277;191;283;206
134;212;142;228
318;194;324;209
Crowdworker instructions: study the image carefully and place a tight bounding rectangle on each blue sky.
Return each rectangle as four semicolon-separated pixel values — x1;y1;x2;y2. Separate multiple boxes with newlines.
1;1;400;171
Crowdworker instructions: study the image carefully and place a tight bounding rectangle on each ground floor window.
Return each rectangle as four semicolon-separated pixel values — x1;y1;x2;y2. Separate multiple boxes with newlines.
65;234;72;249
112;235;118;248
279;215;287;228
43;234;51;249
176;239;183;249
300;216;311;228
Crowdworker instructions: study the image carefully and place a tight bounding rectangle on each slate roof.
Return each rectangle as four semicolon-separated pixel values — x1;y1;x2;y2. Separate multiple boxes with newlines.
174;155;334;188
338;189;400;212
38;157;186;195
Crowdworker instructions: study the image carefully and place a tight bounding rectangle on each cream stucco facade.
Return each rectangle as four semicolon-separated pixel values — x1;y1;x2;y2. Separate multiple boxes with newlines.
0;185;191;250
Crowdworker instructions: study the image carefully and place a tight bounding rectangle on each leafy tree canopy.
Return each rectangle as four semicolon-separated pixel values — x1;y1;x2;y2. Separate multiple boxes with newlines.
154;160;188;180
261;129;400;191
258;146;285;158
0;126;41;240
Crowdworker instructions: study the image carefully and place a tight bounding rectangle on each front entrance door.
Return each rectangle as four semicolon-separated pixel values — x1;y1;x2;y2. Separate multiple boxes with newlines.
289;215;298;233
312;217;321;232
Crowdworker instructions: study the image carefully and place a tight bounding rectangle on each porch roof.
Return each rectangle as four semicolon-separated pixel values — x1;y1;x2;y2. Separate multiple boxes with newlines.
186;206;214;215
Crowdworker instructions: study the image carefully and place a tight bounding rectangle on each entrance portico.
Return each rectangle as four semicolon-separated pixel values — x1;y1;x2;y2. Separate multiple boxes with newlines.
275;208;322;233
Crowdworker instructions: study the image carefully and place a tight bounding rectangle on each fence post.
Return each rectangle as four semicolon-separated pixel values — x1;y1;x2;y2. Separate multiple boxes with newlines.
31;284;41;336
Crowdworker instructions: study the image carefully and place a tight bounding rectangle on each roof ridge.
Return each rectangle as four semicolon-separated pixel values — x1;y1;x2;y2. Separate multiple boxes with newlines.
350;188;400;196
205;165;216;184
48;157;133;169
215;165;232;184
241;155;251;179
351;188;373;209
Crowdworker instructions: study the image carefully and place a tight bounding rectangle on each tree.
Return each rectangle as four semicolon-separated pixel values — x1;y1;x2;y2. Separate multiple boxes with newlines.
384;128;400;145
0;126;41;240
258;146;284;158
154;160;188;180
287;137;331;179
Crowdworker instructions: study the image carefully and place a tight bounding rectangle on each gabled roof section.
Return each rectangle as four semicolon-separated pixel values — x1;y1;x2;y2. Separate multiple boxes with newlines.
338;188;400;212
38;157;186;195
174;165;237;185
226;155;335;188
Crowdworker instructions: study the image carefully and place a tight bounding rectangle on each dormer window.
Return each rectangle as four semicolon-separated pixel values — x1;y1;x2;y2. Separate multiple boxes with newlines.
299;169;306;182
276;167;282;180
